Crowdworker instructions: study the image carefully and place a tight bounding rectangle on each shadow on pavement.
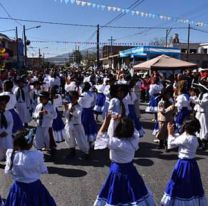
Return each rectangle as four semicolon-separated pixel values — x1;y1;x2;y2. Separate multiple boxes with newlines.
45;148;111;168
134;158;154;167
135;142;163;158
47;166;87;177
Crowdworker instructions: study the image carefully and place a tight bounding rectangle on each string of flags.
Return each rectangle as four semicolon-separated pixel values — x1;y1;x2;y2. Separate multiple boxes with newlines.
54;0;207;27
30;40;168;46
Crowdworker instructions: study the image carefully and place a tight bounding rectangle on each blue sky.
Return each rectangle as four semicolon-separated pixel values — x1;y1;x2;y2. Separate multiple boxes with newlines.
1;0;208;57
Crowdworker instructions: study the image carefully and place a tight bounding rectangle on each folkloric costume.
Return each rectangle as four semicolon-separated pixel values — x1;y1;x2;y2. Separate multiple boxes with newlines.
4;148;56;206
124;91;145;137
0;95;13;161
94;84;106;114
1;91;23;133
78;90;97;143
52;94;65;143
161;132;208;205
64;101;89;154
145;83;163;113
33;92;57;150
14;82;28;125
194;83;208;141
94;131;155;206
175;93;191;133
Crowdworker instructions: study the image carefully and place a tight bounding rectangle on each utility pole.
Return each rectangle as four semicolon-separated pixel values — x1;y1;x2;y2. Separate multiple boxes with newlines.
108;36;116;68
16;27;19;69
23;25;27;68
96;24;100;68
39;48;41;67
187;24;191;61
165;28;172;47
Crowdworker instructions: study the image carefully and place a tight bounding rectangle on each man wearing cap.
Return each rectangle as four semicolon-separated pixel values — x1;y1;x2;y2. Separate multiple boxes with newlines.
0;95;13;161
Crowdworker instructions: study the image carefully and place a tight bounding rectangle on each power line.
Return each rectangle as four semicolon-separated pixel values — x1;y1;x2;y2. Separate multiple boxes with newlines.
0;28;15;33
0;16;187;29
0;17;97;28
83;0;146;48
103;0;145;27
137;2;208;39
0;2;23;26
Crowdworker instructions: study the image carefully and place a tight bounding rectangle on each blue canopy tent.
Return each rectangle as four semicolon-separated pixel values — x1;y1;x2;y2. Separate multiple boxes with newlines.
119;46;181;61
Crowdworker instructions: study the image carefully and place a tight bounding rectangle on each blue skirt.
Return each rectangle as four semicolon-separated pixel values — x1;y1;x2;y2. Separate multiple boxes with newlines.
95;93;106;107
9;109;23;133
161;159;207;205
94;162;154;206
81;108;97;141
94;93;106;114
52;110;65;131
145;94;160;113
5;180;56;206
128;105;145;137
175;108;190;132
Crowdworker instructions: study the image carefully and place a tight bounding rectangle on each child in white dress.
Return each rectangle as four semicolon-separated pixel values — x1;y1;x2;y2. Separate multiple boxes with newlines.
161;119;208;206
64;91;90;160
94;117;155;206
4;129;56;206
0;94;13;161
33;91;57;151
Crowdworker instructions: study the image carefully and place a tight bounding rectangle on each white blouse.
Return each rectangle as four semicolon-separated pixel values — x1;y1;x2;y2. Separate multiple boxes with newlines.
0;92;17;110
5;149;48;183
108;131;140;163
168;132;198;159
149;84;163;96
175;94;191;111
78;92;96;108
33;102;57;127
65;104;82;125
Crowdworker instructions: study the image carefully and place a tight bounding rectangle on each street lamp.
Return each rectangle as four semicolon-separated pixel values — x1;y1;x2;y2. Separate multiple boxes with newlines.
39;47;48;67
23;25;41;68
26;25;41;31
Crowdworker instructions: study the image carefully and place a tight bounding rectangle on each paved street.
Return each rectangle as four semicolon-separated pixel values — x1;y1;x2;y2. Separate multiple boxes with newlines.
0;105;208;206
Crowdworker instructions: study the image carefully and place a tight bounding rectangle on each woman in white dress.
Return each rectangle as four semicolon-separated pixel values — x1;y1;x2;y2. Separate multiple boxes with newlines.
193;82;208;150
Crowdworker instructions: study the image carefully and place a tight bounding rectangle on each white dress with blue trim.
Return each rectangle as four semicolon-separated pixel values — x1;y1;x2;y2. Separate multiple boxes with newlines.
94;131;155;206
52;94;65;143
78;91;98;142
145;83;163;113
94;84;106;114
175;94;191;133
1;91;23;133
124;92;145;138
161;133;208;206
4;149;56;206
194;92;208;141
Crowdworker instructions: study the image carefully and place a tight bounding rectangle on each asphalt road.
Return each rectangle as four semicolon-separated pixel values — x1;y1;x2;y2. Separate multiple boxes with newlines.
0;105;208;206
